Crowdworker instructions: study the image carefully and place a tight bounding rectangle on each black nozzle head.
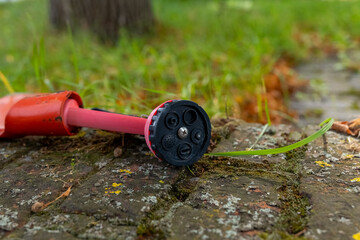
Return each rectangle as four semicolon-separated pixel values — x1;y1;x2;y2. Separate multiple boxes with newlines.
147;100;211;166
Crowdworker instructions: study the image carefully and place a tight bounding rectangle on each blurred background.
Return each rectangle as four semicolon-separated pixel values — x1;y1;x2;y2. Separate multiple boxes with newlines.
1;0;360;124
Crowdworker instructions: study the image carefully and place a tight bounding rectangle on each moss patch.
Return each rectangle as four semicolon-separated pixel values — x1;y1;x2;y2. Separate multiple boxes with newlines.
273;147;310;235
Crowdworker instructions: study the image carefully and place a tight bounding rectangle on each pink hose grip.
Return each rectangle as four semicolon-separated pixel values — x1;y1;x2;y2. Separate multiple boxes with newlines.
65;104;147;135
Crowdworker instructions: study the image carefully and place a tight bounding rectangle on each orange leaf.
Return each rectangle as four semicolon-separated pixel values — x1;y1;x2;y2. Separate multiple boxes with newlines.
62;186;72;197
332;118;360;137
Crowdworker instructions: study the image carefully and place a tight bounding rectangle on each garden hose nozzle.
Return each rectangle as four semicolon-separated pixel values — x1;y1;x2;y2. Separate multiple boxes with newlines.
0;91;211;166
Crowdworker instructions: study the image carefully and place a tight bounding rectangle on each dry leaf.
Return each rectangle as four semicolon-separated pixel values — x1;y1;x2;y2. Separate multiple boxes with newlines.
332;118;360;137
353;232;360;240
348;118;360;135
62;186;72;197
30;186;72;212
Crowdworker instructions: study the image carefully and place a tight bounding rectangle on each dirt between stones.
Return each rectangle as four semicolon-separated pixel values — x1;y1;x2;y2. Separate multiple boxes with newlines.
0;117;359;240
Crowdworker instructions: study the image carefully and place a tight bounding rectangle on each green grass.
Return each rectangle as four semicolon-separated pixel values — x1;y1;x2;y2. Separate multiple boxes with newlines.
208;118;334;156
1;0;360;116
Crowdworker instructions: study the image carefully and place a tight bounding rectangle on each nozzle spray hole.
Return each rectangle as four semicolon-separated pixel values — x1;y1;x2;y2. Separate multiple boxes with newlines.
184;109;198;125
191;129;203;144
162;135;176;150
178;143;192;160
165;112;179;129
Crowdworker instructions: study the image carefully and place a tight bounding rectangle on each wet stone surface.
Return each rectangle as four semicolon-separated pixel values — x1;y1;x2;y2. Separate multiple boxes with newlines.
0;120;360;239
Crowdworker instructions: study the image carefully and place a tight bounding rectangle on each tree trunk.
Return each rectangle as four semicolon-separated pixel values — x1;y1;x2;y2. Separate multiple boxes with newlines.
49;0;154;43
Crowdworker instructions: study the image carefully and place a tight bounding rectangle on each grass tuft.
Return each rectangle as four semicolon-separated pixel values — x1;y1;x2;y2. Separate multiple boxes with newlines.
0;0;359;116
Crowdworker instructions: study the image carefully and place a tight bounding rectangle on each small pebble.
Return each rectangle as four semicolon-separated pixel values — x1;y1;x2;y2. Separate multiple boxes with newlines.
31;202;45;213
114;147;123;157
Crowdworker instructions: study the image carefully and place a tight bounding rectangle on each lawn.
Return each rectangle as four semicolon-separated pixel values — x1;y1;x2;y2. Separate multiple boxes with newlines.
1;0;360;119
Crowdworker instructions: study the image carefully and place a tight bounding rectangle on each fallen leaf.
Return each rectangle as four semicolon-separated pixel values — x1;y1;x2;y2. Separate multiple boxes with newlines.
348;118;360;135
119;169;132;174
332;118;360;137
353;232;360;240
112;182;122;187
31;186;72;212
344;154;355;160
62;186;71;197
315;161;332;168
351;177;360;183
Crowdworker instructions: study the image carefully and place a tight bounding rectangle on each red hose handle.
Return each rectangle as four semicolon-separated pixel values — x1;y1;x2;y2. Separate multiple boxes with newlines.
1;91;83;138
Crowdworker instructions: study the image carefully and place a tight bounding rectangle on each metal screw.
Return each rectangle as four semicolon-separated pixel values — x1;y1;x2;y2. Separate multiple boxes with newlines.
178;127;189;139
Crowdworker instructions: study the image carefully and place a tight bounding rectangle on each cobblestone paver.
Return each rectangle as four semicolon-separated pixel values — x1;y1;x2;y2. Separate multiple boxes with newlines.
1;118;359;239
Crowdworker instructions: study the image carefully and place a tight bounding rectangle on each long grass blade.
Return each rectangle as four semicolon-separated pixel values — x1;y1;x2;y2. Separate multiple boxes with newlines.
0;71;15;94
208;118;334;156
262;78;272;126
142;88;176;96
67;24;80;83
248;123;269;150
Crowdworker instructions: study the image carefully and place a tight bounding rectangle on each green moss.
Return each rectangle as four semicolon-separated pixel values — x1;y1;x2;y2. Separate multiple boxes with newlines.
275;186;309;234
273;148;310;235
136;223;165;240
275;146;306;174
169;167;201;201
136;196;178;239
260;230;309;240
197;156;286;183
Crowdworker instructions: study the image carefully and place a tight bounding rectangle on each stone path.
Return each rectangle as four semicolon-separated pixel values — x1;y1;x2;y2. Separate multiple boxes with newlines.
0;117;360;239
291;57;360;125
